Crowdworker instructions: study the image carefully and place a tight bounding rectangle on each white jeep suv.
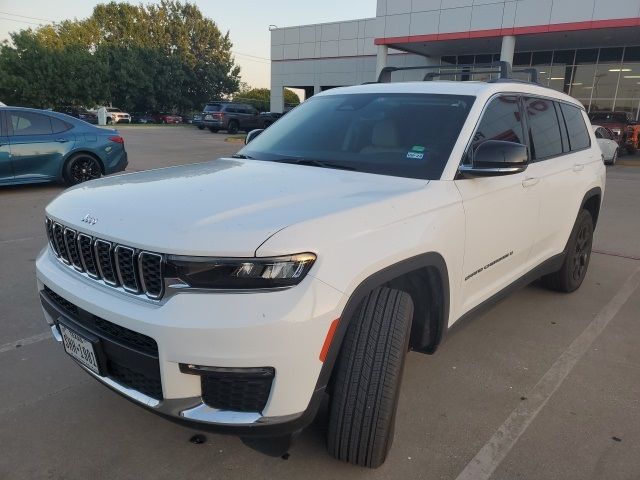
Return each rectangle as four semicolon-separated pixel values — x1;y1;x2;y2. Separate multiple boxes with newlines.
36;67;605;468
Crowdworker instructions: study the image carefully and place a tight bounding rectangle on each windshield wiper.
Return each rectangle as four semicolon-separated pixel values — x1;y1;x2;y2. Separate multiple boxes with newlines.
231;153;254;159
271;158;356;171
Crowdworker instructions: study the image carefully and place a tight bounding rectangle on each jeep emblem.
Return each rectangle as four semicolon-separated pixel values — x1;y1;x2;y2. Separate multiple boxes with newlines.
81;214;98;225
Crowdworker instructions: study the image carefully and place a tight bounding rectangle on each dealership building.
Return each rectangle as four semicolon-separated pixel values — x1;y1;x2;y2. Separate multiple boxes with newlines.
270;0;640;119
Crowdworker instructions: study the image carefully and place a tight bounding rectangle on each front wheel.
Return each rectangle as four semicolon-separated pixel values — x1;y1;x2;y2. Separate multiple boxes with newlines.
227;120;239;134
607;148;618;165
327;287;413;468
63;154;102;186
541;209;593;292
209;127;219;133
197;125;205;130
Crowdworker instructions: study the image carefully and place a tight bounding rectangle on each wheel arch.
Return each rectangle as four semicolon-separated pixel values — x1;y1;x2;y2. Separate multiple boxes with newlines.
61;150;105;178
316;252;450;393
580;186;602;227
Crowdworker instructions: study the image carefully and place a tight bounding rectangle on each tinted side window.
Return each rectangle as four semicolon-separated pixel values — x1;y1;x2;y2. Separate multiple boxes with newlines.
10;111;53;136
561;103;590;151
524;97;563;160
51;117;72;133
470;95;525;154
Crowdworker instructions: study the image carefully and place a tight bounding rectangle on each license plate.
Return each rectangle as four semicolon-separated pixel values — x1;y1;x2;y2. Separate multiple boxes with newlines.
205;115;213;120
60;324;100;374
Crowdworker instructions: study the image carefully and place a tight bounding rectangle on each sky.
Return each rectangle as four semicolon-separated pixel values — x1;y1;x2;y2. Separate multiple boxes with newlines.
0;0;375;88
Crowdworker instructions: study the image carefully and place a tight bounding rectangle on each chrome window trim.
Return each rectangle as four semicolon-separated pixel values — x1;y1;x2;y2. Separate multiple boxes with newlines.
114;245;140;294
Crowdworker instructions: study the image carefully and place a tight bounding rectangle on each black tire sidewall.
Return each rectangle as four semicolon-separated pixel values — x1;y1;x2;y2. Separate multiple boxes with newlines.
561;210;594;292
63;154;102;186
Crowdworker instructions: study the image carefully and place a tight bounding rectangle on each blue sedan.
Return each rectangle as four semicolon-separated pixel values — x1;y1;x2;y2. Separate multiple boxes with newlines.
0;106;128;186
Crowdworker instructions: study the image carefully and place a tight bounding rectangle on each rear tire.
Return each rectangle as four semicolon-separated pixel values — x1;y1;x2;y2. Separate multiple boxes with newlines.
606;148;618;165
209;127;219;133
197;125;205;130
541;209;593;293
63;153;102;186
327;287;413;468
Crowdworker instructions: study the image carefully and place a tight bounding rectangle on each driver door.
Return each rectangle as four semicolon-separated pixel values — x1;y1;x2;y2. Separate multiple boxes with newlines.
454;95;540;314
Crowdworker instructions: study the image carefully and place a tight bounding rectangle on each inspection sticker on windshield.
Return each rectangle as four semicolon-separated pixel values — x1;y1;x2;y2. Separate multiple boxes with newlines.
406;145;425;160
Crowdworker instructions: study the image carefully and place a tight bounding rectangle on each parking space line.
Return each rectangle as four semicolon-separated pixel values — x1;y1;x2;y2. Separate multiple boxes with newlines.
593;249;640;261
0;331;52;354
0;234;46;245
455;265;640;480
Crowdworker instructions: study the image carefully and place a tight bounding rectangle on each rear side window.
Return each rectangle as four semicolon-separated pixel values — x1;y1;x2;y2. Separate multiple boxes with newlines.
470;95;525;152
203;104;221;112
560;103;591;151
524;97;563;160
51;117;72;133
10;111;53;136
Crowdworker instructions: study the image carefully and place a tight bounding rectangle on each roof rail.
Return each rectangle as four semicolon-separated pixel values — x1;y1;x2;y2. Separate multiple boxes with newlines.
376;61;538;84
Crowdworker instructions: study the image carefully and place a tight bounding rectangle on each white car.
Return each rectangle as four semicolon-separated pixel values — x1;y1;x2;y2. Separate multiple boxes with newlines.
592;125;619;165
105;107;131;124
36;66;605;468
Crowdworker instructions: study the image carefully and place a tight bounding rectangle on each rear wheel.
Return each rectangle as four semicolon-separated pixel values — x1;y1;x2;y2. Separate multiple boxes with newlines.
327;287;413;468
541;209;593;293
63;154;102;186
607;148;618;165
197;125;205;130
227;120;239;134
209;127;219;133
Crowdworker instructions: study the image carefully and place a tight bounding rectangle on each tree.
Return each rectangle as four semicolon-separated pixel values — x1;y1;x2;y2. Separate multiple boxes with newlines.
0;1;240;112
234;87;301;111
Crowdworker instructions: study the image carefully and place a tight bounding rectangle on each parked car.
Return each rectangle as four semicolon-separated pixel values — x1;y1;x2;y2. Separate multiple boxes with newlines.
55;106;98;124
588;111;640;154
0;106;127;186
36;71;604;468
201;102;265;133
260;111;284;127
192;113;204;129
592;125;619;165
105;107;131;124
152;113;182;124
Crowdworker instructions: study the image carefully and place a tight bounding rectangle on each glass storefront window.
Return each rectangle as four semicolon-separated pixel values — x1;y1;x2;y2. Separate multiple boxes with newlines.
590;98;615;113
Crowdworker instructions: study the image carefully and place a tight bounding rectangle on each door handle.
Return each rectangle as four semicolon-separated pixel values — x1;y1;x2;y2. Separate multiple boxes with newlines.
573;163;585;172
522;177;539;188
55;138;69;143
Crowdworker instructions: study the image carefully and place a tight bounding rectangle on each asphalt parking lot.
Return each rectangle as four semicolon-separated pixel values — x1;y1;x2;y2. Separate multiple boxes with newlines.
1;125;639;480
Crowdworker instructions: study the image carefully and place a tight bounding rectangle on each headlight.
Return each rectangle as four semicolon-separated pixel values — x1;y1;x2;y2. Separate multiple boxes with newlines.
164;253;316;290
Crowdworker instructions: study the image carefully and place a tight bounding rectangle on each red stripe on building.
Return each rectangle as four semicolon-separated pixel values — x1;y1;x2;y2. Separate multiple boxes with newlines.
374;18;640;45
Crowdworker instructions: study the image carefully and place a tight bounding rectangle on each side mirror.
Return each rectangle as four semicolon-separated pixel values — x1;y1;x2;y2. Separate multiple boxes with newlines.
245;129;264;145
459;140;528;177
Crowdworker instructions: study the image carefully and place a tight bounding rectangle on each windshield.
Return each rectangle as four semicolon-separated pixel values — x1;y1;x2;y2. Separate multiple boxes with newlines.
239;93;475;180
106;108;121;112
203;104;222;112
589;112;628;123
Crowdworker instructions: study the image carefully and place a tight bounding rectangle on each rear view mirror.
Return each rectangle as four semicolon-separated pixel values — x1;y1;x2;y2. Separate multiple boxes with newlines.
245;129;264;145
459;140;528;177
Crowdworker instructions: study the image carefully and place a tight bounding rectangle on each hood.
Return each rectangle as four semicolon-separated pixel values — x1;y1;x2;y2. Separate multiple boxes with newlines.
46;159;426;256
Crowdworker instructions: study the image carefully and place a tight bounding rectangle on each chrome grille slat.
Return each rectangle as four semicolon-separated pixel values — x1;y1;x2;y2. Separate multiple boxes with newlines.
45;218;164;300
95;239;118;286
115;246;140;293
52;222;69;263
64;228;83;272
78;234;99;279
139;252;164;299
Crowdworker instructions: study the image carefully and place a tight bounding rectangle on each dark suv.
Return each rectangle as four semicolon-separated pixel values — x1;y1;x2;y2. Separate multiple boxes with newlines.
201;102;264;134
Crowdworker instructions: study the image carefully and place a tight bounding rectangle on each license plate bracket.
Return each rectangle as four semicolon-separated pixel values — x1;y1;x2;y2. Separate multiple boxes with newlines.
58;320;106;376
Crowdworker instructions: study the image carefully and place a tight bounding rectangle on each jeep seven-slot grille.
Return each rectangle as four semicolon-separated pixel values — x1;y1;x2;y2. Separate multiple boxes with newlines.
46;218;164;299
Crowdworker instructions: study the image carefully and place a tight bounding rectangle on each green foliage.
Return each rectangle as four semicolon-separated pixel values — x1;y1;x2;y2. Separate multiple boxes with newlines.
0;0;240;112
233;87;301;111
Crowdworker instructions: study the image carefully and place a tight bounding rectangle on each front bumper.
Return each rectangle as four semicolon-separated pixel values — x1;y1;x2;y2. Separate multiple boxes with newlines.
36;246;343;433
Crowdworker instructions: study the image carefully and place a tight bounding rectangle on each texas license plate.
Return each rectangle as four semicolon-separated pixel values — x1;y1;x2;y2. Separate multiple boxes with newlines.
60;324;100;374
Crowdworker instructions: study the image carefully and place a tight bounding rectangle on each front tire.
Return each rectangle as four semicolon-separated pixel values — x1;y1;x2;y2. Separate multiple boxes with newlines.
227;120;239;134
541;209;594;293
327;287;413;468
63;154;102;186
197;125;205;130
607;148;618;165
